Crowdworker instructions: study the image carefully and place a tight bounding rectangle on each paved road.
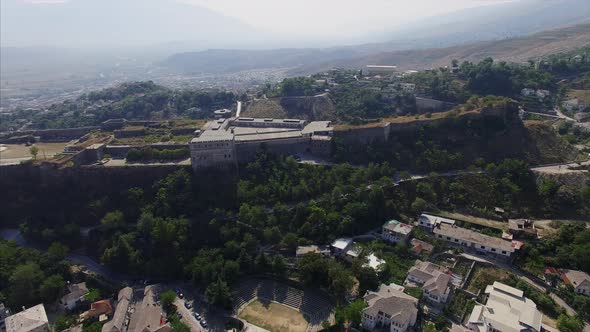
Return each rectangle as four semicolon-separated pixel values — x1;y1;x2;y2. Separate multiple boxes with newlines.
531;160;590;174
175;296;204;332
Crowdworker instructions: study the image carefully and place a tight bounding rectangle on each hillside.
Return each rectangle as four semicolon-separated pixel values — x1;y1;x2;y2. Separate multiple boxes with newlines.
161;22;590;76
294;23;590;74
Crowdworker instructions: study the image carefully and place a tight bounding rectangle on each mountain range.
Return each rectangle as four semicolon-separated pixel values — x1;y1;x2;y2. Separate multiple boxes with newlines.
159;0;590;74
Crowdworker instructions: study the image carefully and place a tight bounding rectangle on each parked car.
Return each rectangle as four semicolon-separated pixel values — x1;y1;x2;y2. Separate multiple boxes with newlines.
177;312;183;319
193;313;201;321
184;302;192;309
201;320;208;328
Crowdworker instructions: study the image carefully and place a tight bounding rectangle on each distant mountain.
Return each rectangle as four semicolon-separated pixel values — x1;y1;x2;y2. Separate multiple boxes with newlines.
366;0;590;47
297;23;590;74
159;0;590;75
0;0;263;48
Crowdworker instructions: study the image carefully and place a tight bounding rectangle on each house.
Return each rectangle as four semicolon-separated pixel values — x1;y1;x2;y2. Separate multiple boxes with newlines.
508;219;537;238
103;286;170;332
432;222;521;258
330;238;353;256
61;282;89;310
417;213;455;230
382;220;414;244
364;253;386;271
561;269;590;297
535;89;551;100
361;284;418;332
410;239;434;255
344;244;362;263
102;287;133;332
4;304;49;332
404;261;451;304
563;98;586;112
521;88;536;97
468;282;542;332
127;285;169;332
295;245;330;259
81;300;114;320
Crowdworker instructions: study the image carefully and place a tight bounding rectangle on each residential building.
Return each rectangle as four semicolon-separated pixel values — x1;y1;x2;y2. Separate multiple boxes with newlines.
102;287;133;332
561;269;590;297
330;238;353;256
468;282;542;332
295;245;330;259
103;286;170;332
81;300;114;320
5;304;49;332
508;219;537;238
364;253;386;271
60;282;89;311
432;223;521;258
404;261;451;304
127;285;169;332
410;239;434;255
521;88;535;97
344;244;362;263
361;284;418;332
382;220;414;244
363;65;398;76
418;213;455;230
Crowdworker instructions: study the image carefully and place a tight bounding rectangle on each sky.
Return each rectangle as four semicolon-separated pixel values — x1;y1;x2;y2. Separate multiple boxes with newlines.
18;0;519;42
179;0;518;40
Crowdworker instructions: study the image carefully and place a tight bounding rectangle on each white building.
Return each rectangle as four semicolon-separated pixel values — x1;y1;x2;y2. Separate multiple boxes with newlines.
382;220;414;244
330;238;353;256
364;253;386;271
361;284;418;332
432;222;521;258
562;269;590;297
404;261;451;304
0;303;10;332
417;213;455;230
468;282;542;332
5;304;49;332
364;65;398;76
60;282;89;310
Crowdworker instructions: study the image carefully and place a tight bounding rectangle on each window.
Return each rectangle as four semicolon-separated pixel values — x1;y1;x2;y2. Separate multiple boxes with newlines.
502;251;507;254
454;239;459;242
480;246;485;249
446;237;451;240
491;248;496;252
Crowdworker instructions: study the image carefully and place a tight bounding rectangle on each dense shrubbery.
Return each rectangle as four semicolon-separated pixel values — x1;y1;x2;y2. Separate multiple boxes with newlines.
126;147;190;162
0;241;71;310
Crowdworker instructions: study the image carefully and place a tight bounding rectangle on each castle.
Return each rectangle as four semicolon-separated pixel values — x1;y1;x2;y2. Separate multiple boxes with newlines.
189;117;333;169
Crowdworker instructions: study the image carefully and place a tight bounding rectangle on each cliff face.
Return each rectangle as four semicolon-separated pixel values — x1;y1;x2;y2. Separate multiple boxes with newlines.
333;99;576;167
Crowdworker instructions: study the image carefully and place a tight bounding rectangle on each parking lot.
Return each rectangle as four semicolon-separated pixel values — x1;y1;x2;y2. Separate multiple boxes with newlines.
171;285;227;332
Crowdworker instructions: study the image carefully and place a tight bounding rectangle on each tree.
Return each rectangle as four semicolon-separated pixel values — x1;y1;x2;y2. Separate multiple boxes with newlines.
84;288;101;302
271;255;287;276
48;242;69;261
205;278;232;308
39;274;65;303
411;197;427;213
7;263;45;308
101;210;125;229
557;314;584;332
29;145;39;160
160;290;177;313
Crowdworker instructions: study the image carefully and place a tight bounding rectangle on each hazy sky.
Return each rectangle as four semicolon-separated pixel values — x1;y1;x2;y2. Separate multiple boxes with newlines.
19;0;518;41
180;0;518;39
